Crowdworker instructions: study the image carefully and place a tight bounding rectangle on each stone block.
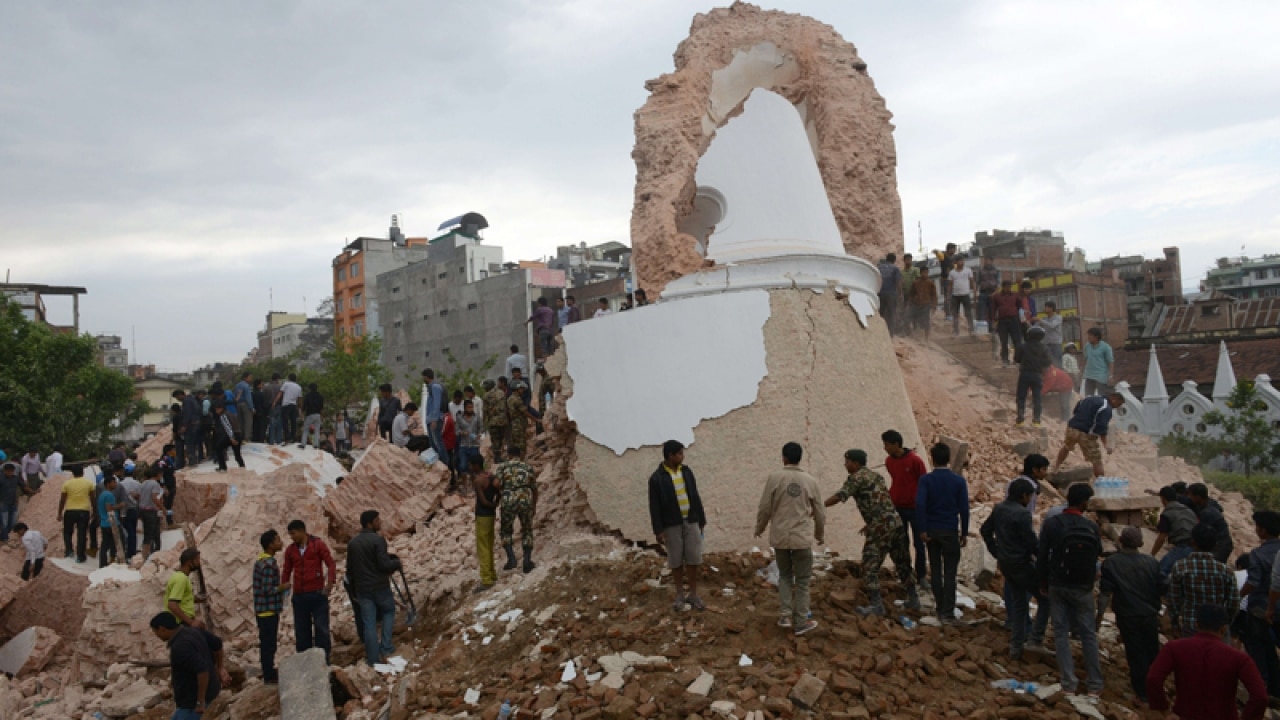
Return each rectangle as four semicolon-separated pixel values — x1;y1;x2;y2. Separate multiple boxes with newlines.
686;671;714;696
99;680;162;717
938;435;970;473
0;626;61;677
1049;467;1093;490
280;648;337;720
788;672;825;710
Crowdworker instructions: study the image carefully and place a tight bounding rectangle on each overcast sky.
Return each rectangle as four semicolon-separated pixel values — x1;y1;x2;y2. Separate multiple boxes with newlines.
2;1;1277;371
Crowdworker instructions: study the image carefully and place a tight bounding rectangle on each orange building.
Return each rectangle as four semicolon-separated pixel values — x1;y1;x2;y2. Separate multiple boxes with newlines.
332;217;429;340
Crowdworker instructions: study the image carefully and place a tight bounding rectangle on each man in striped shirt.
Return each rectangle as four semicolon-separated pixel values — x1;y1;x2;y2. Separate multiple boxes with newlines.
648;440;707;612
1168;524;1239;637
252;530;287;684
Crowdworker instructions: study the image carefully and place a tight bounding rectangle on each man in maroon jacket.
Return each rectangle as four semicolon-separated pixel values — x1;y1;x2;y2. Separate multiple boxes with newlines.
282;519;337;663
1147;604;1267;720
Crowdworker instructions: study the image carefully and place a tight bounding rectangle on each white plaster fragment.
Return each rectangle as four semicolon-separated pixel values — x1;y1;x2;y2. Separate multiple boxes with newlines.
564;290;770;454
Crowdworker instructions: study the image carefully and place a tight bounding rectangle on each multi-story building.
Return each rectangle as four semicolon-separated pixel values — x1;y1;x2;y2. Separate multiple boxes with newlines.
1023;270;1129;346
972;228;1069;276
548;241;631;288
332;215;431;340
134;375;187;433
377;223;566;383
95;334;129;374
1;282;87;334
1202;255;1280;299
1094;247;1183;338
255;311;307;361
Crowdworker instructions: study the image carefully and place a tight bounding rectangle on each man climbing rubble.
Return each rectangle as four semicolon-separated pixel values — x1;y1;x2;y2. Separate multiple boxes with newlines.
496;444;538;574
1050;391;1124;479
755;442;824;636
347;510;403;666
648;440;708;612
151;612;231;720
823;448;920;616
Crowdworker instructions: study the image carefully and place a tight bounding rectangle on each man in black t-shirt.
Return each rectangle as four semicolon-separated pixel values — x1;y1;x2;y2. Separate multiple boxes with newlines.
151;612;230;717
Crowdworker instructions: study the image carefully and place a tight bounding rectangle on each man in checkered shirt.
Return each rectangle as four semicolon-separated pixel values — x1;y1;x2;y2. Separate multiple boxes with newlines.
1168;523;1239;637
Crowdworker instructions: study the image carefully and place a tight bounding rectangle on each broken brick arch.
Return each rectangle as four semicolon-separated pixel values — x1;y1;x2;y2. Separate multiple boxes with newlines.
630;2;903;296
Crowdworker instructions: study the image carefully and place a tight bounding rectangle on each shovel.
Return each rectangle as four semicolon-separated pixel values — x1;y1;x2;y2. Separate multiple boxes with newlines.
391;566;417;626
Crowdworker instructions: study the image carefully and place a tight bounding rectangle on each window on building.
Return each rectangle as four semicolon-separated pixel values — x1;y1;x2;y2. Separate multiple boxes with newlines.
1202;304;1222;317
351;262;360;275
460;266;466;275
438;271;448;280
337;267;347;281
392;286;400;294
467;302;478;310
1153;280;1164;290
1257;269;1268;280
439;309;449;316
353;321;364;337
442;347;450;354
424;351;430;358
335;298;344;312
395;356;403;362
393;321;402;328
423;313;429;320
353;293;362;308
469;342;479;350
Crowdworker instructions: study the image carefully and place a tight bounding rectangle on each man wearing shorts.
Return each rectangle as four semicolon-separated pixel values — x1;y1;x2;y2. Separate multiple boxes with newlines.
1052;392;1124;479
648;440;708;612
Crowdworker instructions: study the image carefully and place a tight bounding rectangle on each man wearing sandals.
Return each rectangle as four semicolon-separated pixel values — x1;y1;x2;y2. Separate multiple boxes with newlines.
649;440;708;612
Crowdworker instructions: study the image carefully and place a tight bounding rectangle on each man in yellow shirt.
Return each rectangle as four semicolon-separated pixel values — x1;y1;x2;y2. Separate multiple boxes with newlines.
57;465;96;563
166;549;205;628
648;440;708;612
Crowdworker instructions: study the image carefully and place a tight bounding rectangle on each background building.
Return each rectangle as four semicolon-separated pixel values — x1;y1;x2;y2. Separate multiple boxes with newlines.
548;241;631;288
1202;254;1280;299
972;228;1073;275
1093;248;1183;338
378;224;566;384
332;215;430;340
1;283;87;334
95;334;129;374
134;376;187;433
1023;269;1129;345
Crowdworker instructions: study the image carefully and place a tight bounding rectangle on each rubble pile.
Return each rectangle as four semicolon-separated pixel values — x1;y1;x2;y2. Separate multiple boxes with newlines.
380;551;1148;720
322;439;450;543
135;426;173;465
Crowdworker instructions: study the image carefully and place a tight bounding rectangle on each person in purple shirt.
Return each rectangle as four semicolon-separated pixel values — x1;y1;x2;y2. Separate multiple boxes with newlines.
527;297;556;359
915;442;970;626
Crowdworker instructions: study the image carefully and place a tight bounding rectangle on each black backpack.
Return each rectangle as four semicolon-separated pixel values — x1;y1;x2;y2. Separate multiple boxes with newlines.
1054;522;1101;585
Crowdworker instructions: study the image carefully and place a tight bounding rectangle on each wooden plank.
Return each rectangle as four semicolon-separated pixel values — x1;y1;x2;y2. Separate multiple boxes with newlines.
183;524;215;630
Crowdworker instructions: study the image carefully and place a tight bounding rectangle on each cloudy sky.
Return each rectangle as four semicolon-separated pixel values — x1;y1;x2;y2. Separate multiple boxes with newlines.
2;1;1277;370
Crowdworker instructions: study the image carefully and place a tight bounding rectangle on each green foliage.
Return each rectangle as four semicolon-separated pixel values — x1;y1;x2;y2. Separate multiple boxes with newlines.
0;298;148;459
1201;469;1280;512
1158;431;1219;467
318;334;390;416
436;350;499;398
1202;381;1280;477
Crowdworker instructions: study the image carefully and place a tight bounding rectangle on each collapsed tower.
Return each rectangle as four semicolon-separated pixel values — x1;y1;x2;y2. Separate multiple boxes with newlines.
556;3;921;558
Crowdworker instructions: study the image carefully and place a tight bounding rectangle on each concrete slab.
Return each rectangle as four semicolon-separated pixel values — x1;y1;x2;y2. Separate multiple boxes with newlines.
279;648;337;720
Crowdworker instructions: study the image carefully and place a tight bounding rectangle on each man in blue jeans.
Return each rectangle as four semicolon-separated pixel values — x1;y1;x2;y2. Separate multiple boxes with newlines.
421;368;447;464
346;510;402;666
1038;483;1104;695
282;519;337;663
915;443;969;625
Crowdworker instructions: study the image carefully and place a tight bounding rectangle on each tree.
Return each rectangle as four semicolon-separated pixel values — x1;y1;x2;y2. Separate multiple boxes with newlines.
1201;380;1280;477
286;296;335;370
0;298;148;459
318;334;390;419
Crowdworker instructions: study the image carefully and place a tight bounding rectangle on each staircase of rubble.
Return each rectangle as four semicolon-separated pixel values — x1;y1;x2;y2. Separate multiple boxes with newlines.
931;332;1020;396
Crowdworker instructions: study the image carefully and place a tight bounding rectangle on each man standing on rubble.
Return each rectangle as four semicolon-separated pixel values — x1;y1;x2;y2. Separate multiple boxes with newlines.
1039;483;1104;696
283;519;337;663
177;389;203;467
824;449;920;616
755;442;825;636
484;379;510;463
277;374;304;444
150;612;232;719
915;443;969;626
347;510;403;666
1188;482;1234;564
97;474;125;568
1168;524;1239;638
421;368;447;465
649;440;708;612
883;430;929;590
301;383;325;449
57;464;95;562
980;478;1043;661
233;371;255;441
496;444;539;574
263;374;283;445
253;530;287;685
1097;526;1164;703
376;383;401;443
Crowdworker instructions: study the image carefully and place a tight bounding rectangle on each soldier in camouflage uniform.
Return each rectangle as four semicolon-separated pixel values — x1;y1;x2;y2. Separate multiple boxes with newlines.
506;380;533;458
496;443;538;573
824;449;921;615
484;378;511;463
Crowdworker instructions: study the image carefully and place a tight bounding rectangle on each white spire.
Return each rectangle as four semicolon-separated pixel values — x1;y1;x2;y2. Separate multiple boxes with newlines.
1144;344;1168;400
1212;340;1237;400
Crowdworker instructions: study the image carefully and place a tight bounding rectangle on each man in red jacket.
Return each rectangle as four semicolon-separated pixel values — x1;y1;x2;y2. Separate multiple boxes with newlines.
883;430;929;589
1147;604;1267;720
282;519;337;663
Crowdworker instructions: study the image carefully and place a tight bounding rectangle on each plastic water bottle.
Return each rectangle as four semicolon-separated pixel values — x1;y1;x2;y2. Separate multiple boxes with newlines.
498;700;513;720
990;679;1020;691
229;485;239;503
899;615;916;630
1120;478;1130;497
1023;682;1038;694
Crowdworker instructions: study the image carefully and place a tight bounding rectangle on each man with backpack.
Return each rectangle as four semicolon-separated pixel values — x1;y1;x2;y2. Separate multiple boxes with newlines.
1038;482;1104;696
